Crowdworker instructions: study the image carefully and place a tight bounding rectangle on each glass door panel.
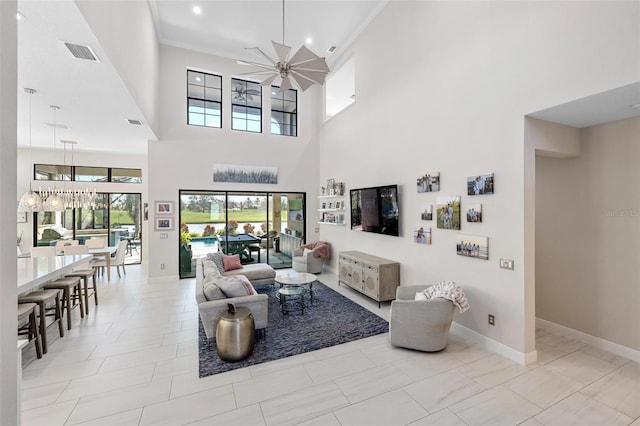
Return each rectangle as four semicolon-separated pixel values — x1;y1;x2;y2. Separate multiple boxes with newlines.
110;193;142;264
225;192;267;265
179;191;227;278
74;194;109;245
267;193;305;269
36;210;73;246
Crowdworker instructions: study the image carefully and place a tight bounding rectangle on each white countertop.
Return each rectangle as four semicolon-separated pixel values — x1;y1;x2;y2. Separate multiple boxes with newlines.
17;254;92;295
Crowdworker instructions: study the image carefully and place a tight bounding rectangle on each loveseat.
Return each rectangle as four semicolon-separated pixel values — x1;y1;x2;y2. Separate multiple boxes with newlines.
195;257;270;340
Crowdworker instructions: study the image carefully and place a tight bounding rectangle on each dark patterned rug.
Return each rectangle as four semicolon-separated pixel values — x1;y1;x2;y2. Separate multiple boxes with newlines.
198;281;389;377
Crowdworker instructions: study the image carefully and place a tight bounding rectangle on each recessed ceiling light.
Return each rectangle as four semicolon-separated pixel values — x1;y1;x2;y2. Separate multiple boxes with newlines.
193;5;202;15
305;37;313;45
16;12;25;21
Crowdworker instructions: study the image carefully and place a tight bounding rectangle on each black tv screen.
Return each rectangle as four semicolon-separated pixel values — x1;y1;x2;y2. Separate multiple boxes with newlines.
350;185;399;236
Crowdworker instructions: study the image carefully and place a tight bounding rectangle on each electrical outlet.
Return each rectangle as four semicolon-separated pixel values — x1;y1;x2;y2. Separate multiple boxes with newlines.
160;263;165;270
488;314;495;326
499;258;514;270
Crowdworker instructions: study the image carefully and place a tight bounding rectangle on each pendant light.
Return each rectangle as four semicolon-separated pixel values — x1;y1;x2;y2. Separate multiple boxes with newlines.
18;88;43;213
43;105;65;211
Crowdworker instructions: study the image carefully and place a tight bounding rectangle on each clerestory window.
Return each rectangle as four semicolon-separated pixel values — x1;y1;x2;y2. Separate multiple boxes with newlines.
270;86;297;136
231;78;262;133
187;70;222;128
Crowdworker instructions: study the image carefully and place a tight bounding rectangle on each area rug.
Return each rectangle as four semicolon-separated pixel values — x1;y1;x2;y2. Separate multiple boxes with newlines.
198;281;389;377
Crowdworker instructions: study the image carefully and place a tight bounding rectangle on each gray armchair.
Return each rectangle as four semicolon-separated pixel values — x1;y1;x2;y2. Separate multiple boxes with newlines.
389;285;456;352
292;246;325;273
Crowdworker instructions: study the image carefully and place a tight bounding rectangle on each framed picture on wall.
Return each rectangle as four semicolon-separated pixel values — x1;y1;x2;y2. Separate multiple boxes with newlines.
467;173;494;195
155;217;174;231
155;201;174;215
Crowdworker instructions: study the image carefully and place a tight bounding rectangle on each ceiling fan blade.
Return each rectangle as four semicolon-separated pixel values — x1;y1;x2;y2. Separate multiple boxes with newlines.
272;41;292;63
290;72;315;91
261;74;280;86
244;47;276;66
279;76;293;92
237;70;277;77
237;60;276;71
290;68;328;85
288;45;322;67
291;57;330;73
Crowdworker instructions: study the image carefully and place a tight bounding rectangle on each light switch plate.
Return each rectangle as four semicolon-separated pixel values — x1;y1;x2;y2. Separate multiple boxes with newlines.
500;258;514;270
160;233;168;239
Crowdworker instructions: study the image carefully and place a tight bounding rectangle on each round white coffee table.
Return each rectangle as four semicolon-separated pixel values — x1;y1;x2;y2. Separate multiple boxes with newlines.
275;272;317;304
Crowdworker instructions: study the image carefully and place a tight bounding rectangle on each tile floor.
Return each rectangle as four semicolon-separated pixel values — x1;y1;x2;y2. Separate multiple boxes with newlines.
20;266;640;425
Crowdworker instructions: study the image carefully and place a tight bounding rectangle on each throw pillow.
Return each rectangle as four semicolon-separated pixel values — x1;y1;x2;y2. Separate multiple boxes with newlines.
203;275;226;301
202;259;222;278
206;251;225;274
223;254;243;271
214;275;256;298
414;291;428;301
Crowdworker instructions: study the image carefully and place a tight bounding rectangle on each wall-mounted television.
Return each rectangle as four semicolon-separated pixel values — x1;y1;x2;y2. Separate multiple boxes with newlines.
350;184;399;236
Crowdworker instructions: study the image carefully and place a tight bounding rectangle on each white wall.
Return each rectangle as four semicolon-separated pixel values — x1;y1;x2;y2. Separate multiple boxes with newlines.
0;1;18;422
75;0;160;135
318;1;640;359
17;147;148;252
147;45;321;278
536;117;640;351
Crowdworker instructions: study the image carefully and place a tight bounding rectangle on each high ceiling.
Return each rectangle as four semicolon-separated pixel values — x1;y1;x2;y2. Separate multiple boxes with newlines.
16;0;387;154
16;0;640;155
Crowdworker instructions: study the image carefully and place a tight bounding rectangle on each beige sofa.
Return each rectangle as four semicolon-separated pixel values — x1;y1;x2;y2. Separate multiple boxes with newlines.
195;258;271;340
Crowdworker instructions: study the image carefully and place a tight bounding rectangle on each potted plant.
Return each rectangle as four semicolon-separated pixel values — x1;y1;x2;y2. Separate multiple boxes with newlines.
180;223;192;274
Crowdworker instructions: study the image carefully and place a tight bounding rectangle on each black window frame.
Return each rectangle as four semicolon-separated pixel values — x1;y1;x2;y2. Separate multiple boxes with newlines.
231;78;262;133
187;69;222;128
270;86;297;137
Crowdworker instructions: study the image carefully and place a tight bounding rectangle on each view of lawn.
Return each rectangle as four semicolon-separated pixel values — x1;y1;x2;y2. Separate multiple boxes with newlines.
180;210;287;224
109;209;136;226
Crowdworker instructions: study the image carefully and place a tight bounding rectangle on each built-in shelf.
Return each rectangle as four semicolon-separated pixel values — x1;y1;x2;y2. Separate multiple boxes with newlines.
318;191;346;225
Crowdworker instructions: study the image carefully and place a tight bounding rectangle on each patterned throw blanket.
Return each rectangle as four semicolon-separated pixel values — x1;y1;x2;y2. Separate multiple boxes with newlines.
423;281;470;313
299;241;330;259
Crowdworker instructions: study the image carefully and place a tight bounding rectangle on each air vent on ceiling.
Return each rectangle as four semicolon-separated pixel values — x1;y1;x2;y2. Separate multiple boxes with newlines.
127;119;143;126
64;42;100;62
327;45;337;53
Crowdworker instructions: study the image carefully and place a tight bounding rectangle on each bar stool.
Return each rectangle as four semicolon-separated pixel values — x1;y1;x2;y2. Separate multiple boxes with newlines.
65;268;97;314
17;303;42;359
18;290;64;354
62;245;98;314
43;276;84;330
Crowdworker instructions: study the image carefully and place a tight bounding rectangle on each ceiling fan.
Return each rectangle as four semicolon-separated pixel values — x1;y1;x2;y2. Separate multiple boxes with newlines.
232;83;261;102
238;0;330;92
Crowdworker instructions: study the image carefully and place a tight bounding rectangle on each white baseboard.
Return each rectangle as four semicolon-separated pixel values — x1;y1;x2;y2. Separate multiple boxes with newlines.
536;318;640;363
451;322;537;366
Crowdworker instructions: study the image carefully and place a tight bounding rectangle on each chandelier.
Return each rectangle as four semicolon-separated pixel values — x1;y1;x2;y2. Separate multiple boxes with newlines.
40;140;98;210
18;88;43;213
238;0;330;92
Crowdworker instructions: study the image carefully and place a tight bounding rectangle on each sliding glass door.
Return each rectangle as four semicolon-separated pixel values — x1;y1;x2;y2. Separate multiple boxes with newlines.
179;190;306;278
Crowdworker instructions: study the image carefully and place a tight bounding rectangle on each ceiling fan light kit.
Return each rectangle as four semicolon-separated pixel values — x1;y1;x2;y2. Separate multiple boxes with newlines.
238;0;330;92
